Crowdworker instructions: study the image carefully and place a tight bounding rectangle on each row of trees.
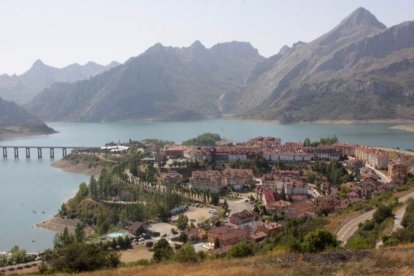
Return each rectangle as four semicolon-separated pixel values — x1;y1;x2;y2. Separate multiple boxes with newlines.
182;133;222;147
152;238;255;263
0;246;35;267
311;160;353;185
303;136;339;147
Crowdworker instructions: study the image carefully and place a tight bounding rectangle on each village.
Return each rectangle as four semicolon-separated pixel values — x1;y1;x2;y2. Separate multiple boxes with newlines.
77;135;410;261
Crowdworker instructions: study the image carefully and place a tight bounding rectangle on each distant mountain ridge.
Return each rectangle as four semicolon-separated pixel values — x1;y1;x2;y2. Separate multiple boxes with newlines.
24;7;414;123
222;7;414;122
27;41;263;122
0;60;119;104
0;97;55;139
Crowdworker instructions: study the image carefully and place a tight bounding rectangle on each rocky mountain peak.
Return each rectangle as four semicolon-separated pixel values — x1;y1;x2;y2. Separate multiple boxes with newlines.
340;7;386;30
315;7;386;47
190;40;205;49
28;59;51;72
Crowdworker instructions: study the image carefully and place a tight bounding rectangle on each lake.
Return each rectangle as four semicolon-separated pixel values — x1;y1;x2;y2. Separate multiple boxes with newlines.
0;119;414;252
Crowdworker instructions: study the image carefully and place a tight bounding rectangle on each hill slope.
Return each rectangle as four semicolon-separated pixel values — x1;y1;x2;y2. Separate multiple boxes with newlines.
80;245;414;276
224;7;414;122
26;41;263;122
0;60;119;104
0;97;55;139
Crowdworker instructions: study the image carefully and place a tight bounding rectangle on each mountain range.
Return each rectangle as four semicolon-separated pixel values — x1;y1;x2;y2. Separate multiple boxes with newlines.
22;7;414;123
227;7;414;122
0;60;119;104
27;41;263;122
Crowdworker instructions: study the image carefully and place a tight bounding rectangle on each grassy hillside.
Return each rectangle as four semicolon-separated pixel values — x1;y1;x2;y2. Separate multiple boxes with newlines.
78;245;414;276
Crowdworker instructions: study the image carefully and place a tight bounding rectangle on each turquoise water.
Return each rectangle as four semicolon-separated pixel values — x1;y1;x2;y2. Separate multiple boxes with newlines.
0;119;413;252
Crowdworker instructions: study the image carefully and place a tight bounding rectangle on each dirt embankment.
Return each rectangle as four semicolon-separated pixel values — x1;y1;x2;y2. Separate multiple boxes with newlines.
390;124;414;133
36;215;94;235
53;159;102;178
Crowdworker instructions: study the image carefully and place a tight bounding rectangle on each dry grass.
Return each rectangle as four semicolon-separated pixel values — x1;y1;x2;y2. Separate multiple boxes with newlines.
120;245;153;263
75;244;414;276
326;211;362;233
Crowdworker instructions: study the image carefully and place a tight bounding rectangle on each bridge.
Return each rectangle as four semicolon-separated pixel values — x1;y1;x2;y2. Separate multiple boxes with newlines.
1;146;99;160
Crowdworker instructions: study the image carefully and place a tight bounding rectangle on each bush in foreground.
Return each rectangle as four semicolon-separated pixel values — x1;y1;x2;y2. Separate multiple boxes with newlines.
302;228;339;253
227;241;255;258
153;238;174;262
174;243;198;263
47;243;120;273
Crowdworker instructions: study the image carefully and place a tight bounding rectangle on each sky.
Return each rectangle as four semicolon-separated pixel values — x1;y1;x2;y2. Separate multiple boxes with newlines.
0;0;413;75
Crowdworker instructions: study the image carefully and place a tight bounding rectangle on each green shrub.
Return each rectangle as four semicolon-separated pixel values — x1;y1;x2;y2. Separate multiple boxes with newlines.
174;243;198;263
227;241;255;258
152;238;174;262
301;228;339;253
48;243;120;273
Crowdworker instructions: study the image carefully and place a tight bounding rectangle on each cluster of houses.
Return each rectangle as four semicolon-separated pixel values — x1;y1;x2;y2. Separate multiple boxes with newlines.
153;137;410;216
314;163;408;214
183;210;282;254
142;136;410;213
189;168;255;192
156;137;357;165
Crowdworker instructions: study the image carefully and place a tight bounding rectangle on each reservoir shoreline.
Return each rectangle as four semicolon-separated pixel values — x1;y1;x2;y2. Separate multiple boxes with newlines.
1;119;414;252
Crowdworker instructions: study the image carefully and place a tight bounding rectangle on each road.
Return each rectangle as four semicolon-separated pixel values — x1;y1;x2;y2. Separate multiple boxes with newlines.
393;205;406;231
337;210;376;244
336;189;414;244
0;261;41;273
365;164;391;183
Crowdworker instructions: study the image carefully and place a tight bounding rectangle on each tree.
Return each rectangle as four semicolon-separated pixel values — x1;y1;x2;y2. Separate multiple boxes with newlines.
222;199;230;214
303;138;311;147
177;214;189;230
174;243;198;263
214;237;221;249
59;203;68;217
210;193;220;206
9;246;27;264
153;238;174;262
373;204;393;224
301;228;339;253
227;241;255;258
54;227;74;248
89;176;99;200
179;232;188;243
73;223;85;243
280;187;287;201
48;243;119;273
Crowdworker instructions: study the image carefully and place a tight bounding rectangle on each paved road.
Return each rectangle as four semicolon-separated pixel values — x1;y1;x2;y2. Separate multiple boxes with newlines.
365;164;391;183
337;210;376;244
337;190;414;244
0;260;41;273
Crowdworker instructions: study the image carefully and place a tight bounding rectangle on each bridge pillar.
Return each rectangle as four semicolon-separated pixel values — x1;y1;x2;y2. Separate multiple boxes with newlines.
62;148;67;157
2;147;7;159
50;148;54;160
14;147;19;159
38;148;42;160
25;147;30;159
